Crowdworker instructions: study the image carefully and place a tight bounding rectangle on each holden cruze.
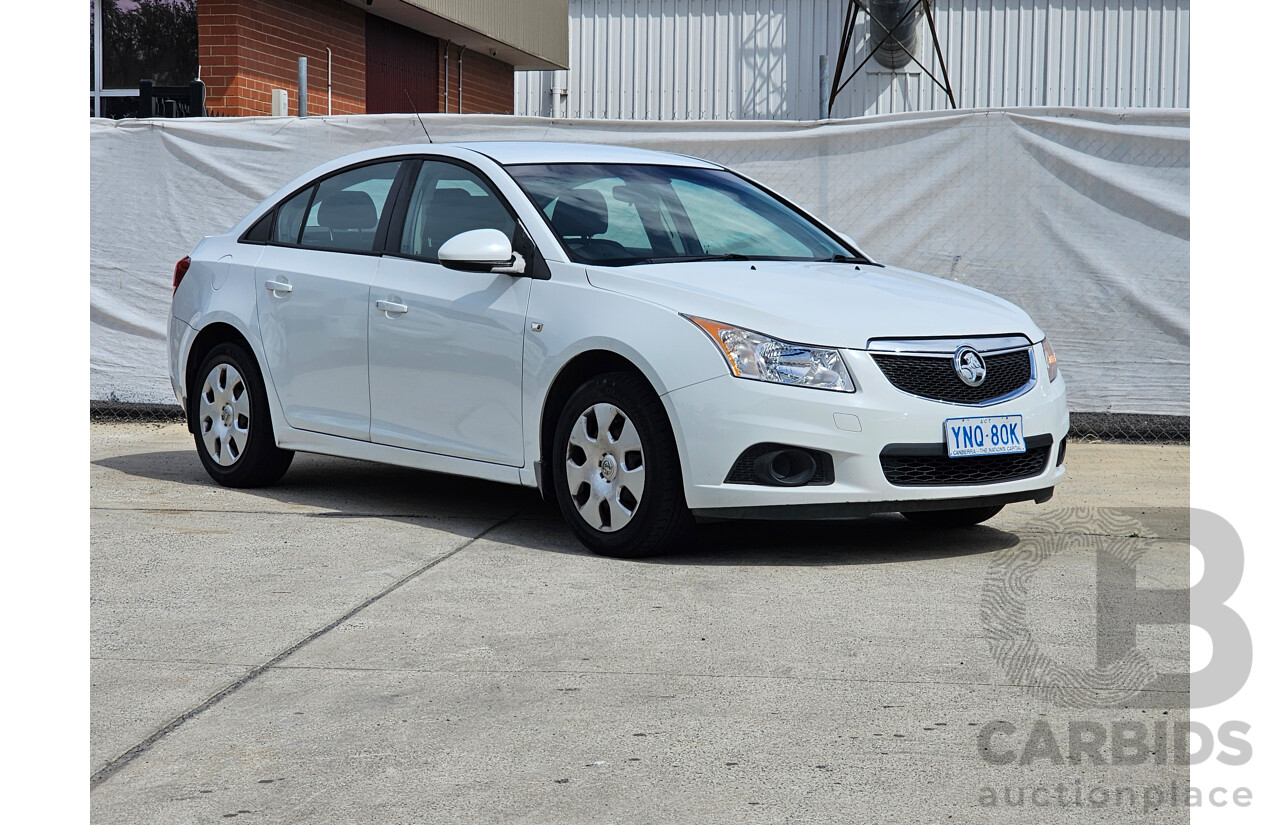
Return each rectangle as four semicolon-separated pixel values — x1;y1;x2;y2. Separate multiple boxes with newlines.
168;142;1068;557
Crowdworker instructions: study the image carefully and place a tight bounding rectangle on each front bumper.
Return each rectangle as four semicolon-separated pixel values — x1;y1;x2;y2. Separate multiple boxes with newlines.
664;345;1069;515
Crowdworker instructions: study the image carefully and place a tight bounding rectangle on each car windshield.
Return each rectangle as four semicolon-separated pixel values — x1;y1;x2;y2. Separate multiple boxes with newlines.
505;163;865;267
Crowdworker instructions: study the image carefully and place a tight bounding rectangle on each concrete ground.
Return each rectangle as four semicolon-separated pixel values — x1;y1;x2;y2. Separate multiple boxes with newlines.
91;422;1190;823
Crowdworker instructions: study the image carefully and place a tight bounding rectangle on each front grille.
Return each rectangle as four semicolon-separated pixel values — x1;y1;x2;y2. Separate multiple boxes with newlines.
872;349;1033;404
880;436;1053;486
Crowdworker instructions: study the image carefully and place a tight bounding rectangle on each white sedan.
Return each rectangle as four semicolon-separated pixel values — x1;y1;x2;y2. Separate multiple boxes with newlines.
168;142;1068;557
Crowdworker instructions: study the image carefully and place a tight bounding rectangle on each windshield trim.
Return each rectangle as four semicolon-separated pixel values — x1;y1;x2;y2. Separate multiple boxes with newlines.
502;161;879;268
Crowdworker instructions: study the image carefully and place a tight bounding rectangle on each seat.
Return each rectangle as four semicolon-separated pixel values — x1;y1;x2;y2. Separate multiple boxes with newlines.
316;189;378;250
550;189;630;261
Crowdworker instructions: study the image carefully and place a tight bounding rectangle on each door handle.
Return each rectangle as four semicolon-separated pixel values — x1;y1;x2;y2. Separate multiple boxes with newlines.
264;279;293;295
376;299;409;315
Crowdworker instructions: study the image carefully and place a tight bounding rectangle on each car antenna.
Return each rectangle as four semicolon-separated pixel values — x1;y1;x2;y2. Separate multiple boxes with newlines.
404;90;433;143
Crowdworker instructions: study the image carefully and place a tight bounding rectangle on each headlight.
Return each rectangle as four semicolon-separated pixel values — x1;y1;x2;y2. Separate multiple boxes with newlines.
687;316;855;392
1043;338;1059;382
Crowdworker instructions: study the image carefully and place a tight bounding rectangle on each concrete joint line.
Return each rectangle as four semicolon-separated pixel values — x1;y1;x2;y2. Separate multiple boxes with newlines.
89;510;521;790
90;506;483;520
266;665;1193;695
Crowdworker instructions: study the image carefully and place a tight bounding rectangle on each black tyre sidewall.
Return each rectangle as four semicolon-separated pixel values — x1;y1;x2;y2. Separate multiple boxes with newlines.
551;373;691;558
192;343;292;488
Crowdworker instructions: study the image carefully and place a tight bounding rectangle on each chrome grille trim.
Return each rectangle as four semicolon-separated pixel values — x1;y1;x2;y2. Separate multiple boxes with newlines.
870;343;1037;406
866;334;1033;354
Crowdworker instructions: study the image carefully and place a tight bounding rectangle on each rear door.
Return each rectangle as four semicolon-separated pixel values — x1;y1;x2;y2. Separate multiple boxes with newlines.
254;160;406;440
367;159;531;465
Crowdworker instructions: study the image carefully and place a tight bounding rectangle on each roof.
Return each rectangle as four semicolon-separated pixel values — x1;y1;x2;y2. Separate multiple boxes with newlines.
231;140;728;234
454;141;722;168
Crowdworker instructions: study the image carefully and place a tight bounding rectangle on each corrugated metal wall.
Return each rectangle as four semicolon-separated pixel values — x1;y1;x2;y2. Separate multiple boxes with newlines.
515;0;1189;120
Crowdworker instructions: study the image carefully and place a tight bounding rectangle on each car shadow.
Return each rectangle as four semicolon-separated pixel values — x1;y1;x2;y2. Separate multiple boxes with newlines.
94;447;1021;566
528;514;1021;566
92;448;543;543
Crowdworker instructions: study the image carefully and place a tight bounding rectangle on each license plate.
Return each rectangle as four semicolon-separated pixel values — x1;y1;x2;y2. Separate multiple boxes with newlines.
944;415;1025;458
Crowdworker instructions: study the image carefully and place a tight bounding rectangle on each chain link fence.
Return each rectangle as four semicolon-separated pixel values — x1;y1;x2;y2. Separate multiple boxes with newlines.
89;401;1188;444
1067;413;1189;444
91;401;185;424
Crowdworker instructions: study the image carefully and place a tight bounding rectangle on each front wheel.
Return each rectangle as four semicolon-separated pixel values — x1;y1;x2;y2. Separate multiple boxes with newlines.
192;343;293;488
551;372;693;558
901;504;1004;529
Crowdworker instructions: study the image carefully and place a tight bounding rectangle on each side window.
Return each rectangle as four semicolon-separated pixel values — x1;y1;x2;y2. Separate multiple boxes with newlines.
274;187;312;244
399;161;516;261
299;162;401;252
243;211;274;243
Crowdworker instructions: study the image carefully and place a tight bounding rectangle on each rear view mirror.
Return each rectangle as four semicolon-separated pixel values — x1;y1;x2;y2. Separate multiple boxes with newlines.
610;183;644;205
438;229;524;275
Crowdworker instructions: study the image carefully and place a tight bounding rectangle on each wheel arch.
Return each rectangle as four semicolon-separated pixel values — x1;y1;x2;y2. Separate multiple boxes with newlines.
536;349;660;499
184;322;257;434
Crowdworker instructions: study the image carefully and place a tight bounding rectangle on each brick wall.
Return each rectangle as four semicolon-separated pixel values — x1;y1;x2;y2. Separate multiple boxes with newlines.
199;0;365;117
199;0;514;118
438;43;514;115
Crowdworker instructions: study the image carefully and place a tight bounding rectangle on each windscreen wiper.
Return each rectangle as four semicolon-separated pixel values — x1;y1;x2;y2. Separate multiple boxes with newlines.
679;253;754;262
691;252;875;264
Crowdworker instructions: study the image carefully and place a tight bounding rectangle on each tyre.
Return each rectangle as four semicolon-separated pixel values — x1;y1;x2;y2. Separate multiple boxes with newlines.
551;372;693;558
191;342;293;488
901;504;1004;529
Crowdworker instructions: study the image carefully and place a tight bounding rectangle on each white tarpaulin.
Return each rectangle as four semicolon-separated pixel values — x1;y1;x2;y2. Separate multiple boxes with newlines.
90;108;1188;414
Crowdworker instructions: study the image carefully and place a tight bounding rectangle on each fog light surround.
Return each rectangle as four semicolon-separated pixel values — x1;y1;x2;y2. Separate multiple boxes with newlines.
725;443;835;486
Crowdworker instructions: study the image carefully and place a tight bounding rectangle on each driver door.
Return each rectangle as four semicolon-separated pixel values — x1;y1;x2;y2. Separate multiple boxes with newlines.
367;159;531;465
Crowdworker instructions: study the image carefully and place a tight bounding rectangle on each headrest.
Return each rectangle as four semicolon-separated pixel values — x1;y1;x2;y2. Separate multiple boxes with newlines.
318;190;378;231
551;189;608;239
433;188;476;209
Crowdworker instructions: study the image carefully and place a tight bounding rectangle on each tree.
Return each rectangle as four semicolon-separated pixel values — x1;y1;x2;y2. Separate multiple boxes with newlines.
97;0;198;89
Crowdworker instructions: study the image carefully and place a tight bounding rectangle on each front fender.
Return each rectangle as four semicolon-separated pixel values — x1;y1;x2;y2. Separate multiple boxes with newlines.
521;262;729;488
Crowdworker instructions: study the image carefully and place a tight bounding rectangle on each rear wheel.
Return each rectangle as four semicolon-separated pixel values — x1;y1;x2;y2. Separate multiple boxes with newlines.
551;372;693;558
192;343;293;488
901;504;1004;529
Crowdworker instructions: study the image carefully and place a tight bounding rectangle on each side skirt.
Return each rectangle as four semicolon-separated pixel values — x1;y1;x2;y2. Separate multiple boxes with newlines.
275;427;528;487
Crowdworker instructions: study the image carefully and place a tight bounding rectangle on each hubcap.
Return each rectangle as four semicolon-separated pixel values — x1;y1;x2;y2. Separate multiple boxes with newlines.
199;362;250;466
565;403;646;532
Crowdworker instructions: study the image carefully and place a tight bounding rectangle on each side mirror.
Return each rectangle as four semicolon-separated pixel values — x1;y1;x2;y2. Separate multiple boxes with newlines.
438;228;524;275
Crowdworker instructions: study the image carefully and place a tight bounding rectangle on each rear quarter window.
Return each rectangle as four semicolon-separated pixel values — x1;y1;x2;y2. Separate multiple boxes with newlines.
274;187;312;245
